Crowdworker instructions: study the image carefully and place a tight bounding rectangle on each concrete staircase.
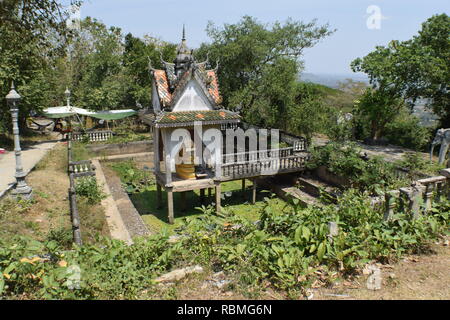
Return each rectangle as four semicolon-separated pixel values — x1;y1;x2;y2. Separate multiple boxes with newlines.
257;172;339;207
297;174;340;202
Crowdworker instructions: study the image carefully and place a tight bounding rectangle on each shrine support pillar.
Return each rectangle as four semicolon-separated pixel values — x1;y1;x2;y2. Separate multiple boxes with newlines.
181;192;187;212
154;127;160;173
200;189;205;205
167;187;174;224
156;183;162;209
208;188;212;199
215;182;221;214
252;179;257;204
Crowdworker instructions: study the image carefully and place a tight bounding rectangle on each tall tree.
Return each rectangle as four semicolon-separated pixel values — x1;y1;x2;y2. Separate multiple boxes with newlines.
353;87;405;141
195;16;334;135
122;33;176;108
65;17;127;110
351;14;450;127
0;0;82;131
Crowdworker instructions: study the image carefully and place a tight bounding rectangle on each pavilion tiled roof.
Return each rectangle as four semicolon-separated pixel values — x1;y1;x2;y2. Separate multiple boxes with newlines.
153;67;222;109
169;68;195;108
154;70;172;106
154;110;240;128
152;30;223;112
162;61;177;89
206;70;222;105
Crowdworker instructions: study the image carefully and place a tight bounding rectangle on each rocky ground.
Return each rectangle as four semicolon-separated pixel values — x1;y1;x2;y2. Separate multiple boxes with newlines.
148;236;449;300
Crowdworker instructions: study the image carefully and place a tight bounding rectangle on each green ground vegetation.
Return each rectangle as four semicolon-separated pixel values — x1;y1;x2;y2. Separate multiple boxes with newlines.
306;142;445;195
108;160;289;233
0;190;448;299
394;151;445;176
0;143;108;246
87;119;151;145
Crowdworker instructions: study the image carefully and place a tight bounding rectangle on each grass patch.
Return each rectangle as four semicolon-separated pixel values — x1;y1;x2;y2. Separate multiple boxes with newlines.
34;143;67;173
77;198;110;243
71;141;94;161
108;160;289;234
0;198;39;240
102;131;151;145
0;129;53;151
0;141;109;246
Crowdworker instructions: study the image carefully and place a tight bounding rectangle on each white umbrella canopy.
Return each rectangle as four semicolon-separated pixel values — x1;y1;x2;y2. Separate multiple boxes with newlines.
42;106;137;120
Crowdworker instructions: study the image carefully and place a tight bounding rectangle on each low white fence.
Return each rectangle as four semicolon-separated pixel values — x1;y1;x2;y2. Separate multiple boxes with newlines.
383;168;450;220
70;130;114;142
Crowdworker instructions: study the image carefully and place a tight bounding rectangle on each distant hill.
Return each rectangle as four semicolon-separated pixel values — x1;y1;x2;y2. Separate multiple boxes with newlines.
298;80;365;113
300;73;369;88
300;74;439;127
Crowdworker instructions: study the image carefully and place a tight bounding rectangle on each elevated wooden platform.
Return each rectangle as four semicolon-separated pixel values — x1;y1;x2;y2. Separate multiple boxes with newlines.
220;152;309;181
155;152;309;189
155;170;216;192
154;152;310;224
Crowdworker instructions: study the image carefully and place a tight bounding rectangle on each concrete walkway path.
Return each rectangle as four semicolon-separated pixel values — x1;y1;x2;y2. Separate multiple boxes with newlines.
0;138;60;198
92;159;133;244
312;136;433;163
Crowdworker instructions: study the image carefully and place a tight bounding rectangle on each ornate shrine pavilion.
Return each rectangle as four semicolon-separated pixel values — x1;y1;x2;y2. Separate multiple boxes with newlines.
150;28;308;223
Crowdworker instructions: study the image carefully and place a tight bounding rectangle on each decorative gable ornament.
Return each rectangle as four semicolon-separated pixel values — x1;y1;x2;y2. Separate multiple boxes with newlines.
150;26;237;127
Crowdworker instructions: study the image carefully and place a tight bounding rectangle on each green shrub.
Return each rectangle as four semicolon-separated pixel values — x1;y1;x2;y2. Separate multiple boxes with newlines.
75;177;105;204
307;142;405;193
46;227;73;249
326;111;354;142
395;151;444;176
177;191;449;296
384;114;432;151
110;161;155;194
1;190;448;299
352;106;432;151
0;234;183;299
71;142;92;162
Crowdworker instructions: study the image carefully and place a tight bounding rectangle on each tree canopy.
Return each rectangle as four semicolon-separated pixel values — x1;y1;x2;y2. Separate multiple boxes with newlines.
0;1;176;133
351;13;450;127
0;0;81;130
195;16;334;139
3;2;444;151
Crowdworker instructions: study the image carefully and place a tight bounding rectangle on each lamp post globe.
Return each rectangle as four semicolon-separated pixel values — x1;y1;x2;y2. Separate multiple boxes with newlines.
6;84;21;110
6;82;33;200
65;87;71;107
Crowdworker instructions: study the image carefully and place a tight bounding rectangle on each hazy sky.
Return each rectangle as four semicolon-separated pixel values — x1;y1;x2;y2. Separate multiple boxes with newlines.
77;0;449;74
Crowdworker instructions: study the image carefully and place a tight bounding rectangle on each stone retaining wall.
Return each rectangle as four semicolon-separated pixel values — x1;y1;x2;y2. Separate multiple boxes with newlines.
315;165;350;188
87;140;153;157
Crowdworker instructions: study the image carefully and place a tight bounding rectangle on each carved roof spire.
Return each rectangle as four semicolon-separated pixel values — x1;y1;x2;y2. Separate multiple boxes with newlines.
174;25;193;77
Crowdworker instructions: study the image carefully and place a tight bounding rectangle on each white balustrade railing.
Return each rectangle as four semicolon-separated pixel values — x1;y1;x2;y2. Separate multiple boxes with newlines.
384;169;450;220
220;123;239;130
221;154;308;179
71;130;113;142
222;147;294;164
68;160;96;175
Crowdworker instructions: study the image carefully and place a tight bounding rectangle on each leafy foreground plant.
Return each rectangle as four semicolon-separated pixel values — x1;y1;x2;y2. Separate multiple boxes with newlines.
110;160;155;194
185;192;449;297
75;177;106;205
307;142;409;193
395;152;445;176
0;192;448;299
0;234;184;299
